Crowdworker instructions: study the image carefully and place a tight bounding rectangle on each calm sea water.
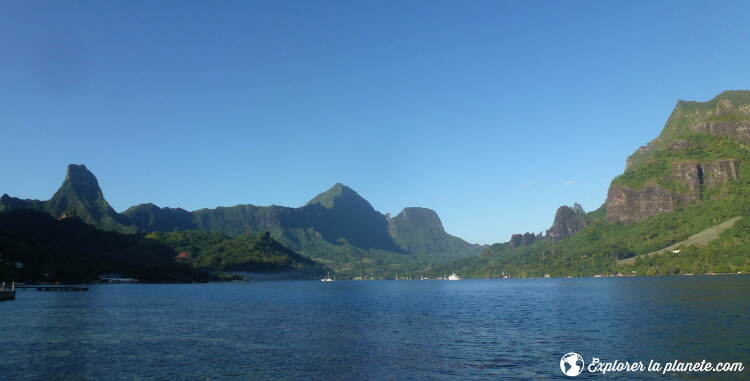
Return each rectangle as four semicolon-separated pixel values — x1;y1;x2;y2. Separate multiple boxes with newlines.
1;276;748;380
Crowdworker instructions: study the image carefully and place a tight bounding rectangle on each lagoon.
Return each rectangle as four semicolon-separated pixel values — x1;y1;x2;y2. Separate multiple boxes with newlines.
1;276;748;380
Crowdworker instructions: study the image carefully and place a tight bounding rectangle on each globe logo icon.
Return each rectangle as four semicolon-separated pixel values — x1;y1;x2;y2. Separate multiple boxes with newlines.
560;352;584;376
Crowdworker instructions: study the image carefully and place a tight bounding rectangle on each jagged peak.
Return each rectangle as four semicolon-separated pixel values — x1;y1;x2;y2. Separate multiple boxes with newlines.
544;204;589;241
571;202;585;215
59;164;104;201
36;164;131;231
65;164;99;186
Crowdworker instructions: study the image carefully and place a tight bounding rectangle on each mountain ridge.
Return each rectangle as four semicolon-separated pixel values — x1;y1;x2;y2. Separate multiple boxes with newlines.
0;167;482;276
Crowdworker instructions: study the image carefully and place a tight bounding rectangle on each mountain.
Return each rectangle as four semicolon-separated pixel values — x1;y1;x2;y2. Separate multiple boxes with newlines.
388;207;481;261
1;168;482;277
133;184;482;276
443;90;750;278
0;164;135;233
301;183;403;252
607;91;749;223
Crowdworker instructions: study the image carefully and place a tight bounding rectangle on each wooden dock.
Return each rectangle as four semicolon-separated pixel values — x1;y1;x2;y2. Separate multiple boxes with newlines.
14;285;89;292
0;282;16;301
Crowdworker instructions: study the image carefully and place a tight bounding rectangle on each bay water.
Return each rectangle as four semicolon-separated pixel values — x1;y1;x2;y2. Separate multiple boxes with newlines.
1;276;748;380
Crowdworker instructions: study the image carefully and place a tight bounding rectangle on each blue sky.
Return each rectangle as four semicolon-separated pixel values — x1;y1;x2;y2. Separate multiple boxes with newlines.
2;0;750;244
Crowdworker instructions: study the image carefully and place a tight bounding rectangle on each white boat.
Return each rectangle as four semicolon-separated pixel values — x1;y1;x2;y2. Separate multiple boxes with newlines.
321;272;334;282
448;273;460;281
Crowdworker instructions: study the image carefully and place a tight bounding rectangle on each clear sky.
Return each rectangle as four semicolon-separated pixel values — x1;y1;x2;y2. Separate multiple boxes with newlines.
2;1;750;245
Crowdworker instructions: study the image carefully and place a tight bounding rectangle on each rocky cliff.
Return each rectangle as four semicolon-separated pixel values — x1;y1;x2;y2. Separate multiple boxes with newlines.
546;204;588;241
608;91;748;223
509;232;540;249
607;158;740;223
606;184;678;223
508;202;590;249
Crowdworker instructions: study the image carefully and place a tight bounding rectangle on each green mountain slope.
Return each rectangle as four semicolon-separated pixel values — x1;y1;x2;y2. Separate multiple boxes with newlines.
146;230;329;279
617;216;743;265
388;207;481;262
301;183;403;252
607;91;749;224
0;209;331;282
445;90;750;278
625;216;750;275
123;203;197;232
626;90;750;170
441;193;748;278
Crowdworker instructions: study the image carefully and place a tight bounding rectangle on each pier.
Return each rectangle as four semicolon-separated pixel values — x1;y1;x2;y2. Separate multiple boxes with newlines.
14;285;89;292
0;282;16;301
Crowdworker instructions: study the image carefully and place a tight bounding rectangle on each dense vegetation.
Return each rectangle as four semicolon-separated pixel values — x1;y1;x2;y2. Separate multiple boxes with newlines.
146;230;330;279
438;194;748;278
0;210;206;283
0;209;331;283
626;216;750;275
612;133;747;191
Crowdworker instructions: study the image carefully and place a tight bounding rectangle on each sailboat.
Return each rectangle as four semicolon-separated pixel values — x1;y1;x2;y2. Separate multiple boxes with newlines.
321;272;334;282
